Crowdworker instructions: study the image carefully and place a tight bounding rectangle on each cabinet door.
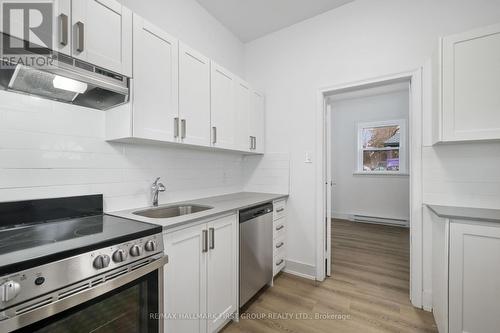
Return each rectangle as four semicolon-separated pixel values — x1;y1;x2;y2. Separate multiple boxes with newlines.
72;0;132;76
52;0;72;56
449;221;500;333
164;224;207;333
1;0;71;55
207;214;238;333
442;23;500;141
235;79;252;151
179;43;211;146
132;15;179;142
251;90;265;153
211;62;236;150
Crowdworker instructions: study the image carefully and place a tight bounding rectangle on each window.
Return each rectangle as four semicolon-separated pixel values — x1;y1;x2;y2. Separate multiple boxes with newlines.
356;120;407;174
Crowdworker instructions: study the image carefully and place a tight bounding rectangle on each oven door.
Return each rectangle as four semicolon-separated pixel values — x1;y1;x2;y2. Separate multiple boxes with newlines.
2;255;167;333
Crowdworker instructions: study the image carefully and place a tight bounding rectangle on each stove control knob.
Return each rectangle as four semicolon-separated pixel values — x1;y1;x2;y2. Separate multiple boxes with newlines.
129;245;142;257
0;280;20;302
112;249;128;263
144;240;157;252
93;255;111;270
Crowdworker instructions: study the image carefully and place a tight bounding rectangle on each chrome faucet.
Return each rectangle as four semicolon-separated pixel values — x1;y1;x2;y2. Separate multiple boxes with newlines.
151;177;166;207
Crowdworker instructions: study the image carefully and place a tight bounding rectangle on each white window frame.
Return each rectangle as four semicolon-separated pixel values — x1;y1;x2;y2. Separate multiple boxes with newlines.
356;119;407;175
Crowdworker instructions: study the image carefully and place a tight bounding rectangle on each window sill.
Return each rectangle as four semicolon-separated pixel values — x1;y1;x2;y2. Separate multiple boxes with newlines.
353;171;410;177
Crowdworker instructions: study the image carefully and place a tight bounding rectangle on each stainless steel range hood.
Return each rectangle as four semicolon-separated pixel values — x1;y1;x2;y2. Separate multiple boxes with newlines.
0;33;129;110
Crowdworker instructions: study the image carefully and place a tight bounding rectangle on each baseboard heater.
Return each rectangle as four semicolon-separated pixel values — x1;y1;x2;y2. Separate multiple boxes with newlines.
353;215;408;227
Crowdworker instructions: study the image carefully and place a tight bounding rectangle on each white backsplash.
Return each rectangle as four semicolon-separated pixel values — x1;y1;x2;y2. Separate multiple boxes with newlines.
243;152;290;194
0;91;289;212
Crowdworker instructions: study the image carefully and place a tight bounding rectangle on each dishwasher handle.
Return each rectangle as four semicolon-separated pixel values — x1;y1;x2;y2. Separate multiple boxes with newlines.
239;202;273;223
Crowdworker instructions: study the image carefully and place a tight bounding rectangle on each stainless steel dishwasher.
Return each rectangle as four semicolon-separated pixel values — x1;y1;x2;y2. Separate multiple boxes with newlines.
239;202;273;307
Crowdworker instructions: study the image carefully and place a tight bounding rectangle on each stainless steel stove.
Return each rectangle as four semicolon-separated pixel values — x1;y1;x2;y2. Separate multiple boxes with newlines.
0;195;167;333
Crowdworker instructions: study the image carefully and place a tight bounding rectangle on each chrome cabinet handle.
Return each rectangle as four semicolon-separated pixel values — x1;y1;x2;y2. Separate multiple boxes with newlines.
212;127;217;144
59;14;68;46
174;118;179;138
253;136;257;150
202;230;208;253
276;225;284;231
276;208;284;213
276;242;284;249
75;21;84;52
181;119;186;139
209;227;215;250
276;259;284;266
249;136;253;150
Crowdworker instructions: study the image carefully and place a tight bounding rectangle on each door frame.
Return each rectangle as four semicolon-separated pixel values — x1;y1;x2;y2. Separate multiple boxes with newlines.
315;69;424;308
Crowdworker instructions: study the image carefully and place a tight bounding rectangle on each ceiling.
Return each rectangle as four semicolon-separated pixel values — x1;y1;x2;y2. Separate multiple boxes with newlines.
195;0;354;42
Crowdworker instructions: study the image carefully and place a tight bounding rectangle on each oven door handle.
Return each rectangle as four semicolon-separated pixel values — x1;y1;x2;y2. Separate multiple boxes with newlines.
0;255;168;333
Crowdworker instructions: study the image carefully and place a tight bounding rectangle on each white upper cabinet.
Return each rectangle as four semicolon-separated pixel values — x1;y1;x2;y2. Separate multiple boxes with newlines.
235;79;252;151
132;15;179;142
435;23;500;142
53;0;72;56
71;0;132;76
179;43;211;146
211;62;236;150
250;90;265;154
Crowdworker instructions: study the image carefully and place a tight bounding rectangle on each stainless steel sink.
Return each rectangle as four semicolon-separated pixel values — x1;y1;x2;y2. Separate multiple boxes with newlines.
133;204;213;219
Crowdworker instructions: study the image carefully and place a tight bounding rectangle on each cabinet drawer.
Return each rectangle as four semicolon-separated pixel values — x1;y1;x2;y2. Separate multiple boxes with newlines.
274;255;286;276
273;199;286;220
273;218;286;240
274;235;286;255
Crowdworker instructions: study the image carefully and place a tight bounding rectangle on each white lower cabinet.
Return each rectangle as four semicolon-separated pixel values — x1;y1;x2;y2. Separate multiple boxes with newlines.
272;199;287;276
164;214;238;333
432;211;500;333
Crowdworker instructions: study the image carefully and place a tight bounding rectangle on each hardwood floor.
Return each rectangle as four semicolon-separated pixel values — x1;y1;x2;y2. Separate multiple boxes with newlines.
222;219;437;333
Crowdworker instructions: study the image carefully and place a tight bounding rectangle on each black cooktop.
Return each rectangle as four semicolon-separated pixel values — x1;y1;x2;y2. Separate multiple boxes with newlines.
0;195;161;276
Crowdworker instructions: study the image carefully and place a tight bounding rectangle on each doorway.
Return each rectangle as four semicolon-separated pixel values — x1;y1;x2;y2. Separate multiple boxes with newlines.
316;71;424;308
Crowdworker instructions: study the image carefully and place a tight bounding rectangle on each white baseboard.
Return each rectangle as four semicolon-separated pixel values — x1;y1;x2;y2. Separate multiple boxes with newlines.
332;211;409;227
422;290;433;312
283;260;316;280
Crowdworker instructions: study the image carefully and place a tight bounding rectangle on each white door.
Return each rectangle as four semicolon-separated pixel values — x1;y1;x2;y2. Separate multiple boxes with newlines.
179;43;211;146
132;15;179;142
71;0;132;76
251;90;265;153
235;79;252;151
325;104;332;276
211;62;236;150
207;214;238;333
449;221;500;333
164;225;208;333
442;23;500;141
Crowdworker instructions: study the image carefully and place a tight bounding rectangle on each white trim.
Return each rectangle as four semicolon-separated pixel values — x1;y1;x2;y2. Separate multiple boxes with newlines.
315;69;424;310
283;260;317;280
356;119;408;174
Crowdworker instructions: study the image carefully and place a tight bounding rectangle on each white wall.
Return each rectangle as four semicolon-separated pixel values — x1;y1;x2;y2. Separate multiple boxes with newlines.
118;0;245;76
329;89;410;222
244;0;500;284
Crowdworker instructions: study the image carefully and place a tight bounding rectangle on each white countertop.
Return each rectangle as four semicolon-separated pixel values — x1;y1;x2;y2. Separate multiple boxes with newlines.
109;192;288;230
427;205;500;223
